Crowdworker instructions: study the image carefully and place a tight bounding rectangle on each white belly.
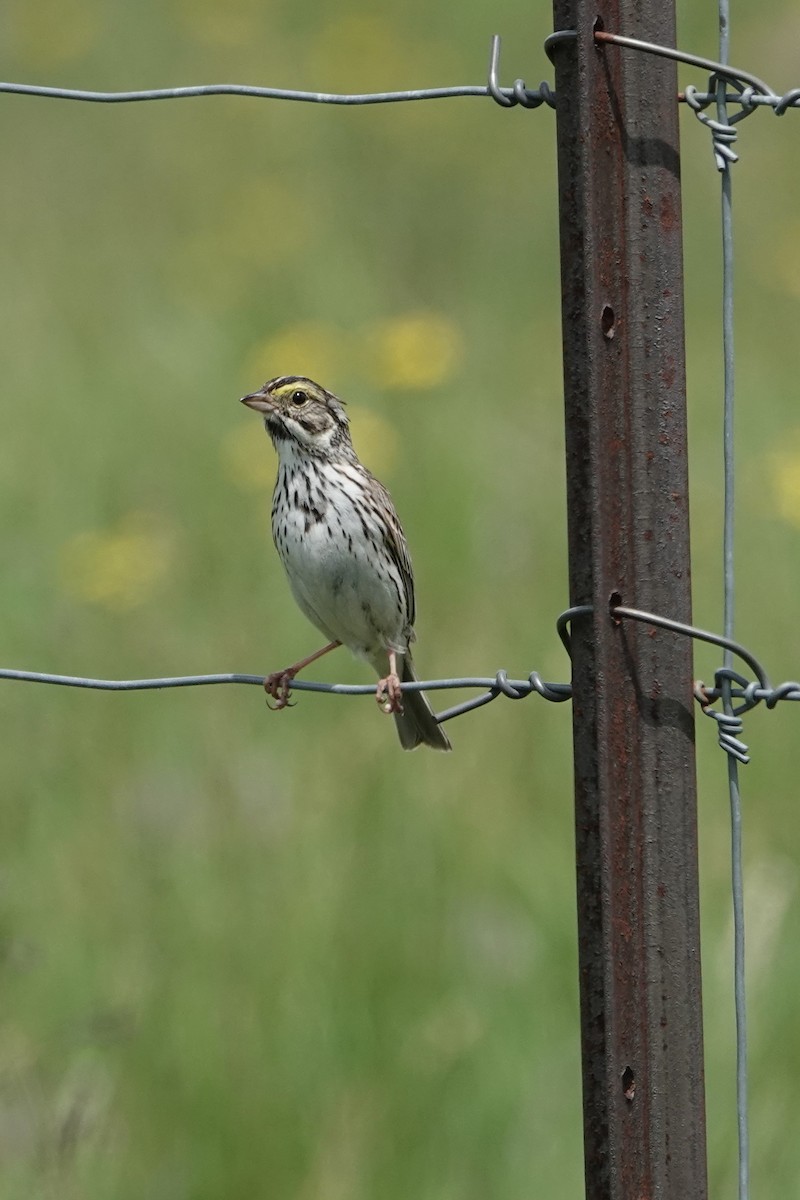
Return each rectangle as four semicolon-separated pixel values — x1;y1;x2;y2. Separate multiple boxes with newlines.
272;462;410;661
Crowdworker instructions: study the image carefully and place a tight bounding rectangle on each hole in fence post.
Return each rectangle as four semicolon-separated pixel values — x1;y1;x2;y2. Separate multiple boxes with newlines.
622;1066;636;1101
601;304;616;339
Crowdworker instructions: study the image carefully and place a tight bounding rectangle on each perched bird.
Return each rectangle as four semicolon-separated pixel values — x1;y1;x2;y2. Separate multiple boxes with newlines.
241;375;452;751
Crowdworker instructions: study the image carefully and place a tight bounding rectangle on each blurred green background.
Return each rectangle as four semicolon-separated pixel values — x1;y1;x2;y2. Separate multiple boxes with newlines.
2;1;800;1195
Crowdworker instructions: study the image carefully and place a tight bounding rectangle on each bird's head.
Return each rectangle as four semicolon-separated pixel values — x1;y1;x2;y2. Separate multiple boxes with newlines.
240;376;352;459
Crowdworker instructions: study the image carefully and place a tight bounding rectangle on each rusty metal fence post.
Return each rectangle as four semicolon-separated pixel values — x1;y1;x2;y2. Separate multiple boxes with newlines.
549;4;708;1197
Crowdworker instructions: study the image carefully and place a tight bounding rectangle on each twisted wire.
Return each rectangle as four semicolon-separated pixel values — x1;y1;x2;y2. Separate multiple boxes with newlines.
3;30;800;118
696;671;752;765
685;81;758;168
0;665;572;727
5;606;799;735
0;35;554;111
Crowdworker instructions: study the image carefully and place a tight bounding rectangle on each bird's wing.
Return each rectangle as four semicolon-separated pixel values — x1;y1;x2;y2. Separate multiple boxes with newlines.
372;473;416;631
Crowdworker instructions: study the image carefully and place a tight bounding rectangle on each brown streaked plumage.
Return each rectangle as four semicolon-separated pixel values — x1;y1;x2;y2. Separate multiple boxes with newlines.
241;375;451;751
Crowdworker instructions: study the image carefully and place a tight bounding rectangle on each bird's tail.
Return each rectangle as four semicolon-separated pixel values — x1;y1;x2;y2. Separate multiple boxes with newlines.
392;651;452;752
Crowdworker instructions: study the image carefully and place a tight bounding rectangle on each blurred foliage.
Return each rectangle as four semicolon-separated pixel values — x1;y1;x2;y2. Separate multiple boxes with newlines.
1;1;800;1195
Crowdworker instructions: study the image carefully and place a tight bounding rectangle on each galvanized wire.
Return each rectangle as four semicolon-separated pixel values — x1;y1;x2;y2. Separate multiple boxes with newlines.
0;35;554;111
2;30;799;117
3;605;797;736
0;665;573;726
590;29;774;96
715;0;750;1192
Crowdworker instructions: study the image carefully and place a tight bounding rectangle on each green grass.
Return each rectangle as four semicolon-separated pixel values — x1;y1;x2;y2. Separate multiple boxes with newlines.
2;1;800;1195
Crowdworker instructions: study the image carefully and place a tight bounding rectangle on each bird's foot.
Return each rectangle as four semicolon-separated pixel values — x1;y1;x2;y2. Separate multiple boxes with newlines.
264;669;297;711
376;672;404;716
262;642;342;713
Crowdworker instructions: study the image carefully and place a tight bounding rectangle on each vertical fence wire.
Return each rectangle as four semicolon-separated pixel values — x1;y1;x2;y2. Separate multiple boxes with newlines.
716;1;750;1196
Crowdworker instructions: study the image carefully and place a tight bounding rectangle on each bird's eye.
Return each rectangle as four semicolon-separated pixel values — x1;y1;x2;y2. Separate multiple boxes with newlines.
290;390;309;406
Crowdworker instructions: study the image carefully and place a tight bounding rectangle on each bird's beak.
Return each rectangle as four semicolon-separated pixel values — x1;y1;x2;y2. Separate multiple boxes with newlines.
241;391;271;413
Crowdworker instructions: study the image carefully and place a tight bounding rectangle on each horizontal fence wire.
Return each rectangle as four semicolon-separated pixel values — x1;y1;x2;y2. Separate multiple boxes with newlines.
1;32;799;115
3;607;799;738
0;36;554;110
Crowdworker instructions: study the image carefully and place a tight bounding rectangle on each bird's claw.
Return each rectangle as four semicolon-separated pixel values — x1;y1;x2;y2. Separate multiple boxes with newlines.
264;670;297;711
376;672;404;716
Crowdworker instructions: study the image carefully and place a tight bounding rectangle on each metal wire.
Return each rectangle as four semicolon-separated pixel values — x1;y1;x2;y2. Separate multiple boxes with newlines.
0;35;554;111
4;606;798;734
2;30;799;116
0;665;573;726
547;27;799;113
715;0;750;1191
558;604;771;687
592;29;774;96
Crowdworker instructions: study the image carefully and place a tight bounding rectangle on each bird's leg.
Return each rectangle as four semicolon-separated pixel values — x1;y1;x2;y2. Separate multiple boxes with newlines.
377;649;404;716
264;641;341;710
